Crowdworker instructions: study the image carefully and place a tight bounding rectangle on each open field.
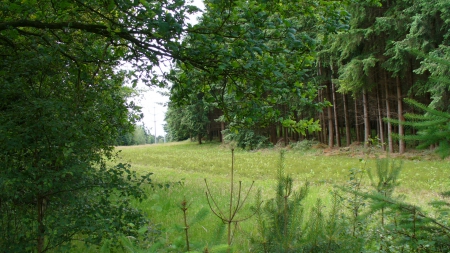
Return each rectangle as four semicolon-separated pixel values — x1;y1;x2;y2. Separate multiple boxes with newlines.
113;141;450;252
116;141;450;203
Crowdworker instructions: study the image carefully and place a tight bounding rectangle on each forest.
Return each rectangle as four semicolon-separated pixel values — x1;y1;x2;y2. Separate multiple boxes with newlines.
165;0;450;154
1;0;450;252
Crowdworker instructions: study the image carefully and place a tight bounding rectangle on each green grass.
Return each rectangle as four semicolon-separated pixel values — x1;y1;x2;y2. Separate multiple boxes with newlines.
112;140;450;252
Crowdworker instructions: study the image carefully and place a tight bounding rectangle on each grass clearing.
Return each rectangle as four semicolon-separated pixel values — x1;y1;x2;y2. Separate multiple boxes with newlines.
114;141;450;252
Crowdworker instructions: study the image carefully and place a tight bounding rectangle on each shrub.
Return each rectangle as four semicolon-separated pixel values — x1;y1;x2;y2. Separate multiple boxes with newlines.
290;139;319;152
222;129;269;150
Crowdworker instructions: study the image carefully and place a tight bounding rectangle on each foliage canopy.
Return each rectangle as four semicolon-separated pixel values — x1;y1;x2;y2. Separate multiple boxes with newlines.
0;0;201;251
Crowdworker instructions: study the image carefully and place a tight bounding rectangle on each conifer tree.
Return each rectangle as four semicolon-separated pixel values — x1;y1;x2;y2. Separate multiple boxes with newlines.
400;98;450;158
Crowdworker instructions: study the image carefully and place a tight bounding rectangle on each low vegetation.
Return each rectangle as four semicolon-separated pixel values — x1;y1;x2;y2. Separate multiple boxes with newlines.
95;141;450;252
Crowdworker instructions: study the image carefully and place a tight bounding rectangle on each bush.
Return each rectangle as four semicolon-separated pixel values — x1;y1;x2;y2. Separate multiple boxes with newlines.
222;129;269;150
290;139;319;152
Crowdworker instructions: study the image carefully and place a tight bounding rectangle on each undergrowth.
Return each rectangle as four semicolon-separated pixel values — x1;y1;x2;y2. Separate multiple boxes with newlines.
85;142;450;252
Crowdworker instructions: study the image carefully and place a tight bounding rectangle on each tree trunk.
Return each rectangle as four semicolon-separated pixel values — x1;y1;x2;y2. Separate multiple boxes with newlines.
362;89;370;148
269;124;276;145
343;93;351;146
284;126;288;147
207;124;213;142
327;83;334;148
377;84;386;150
331;73;341;147
355;99;360;143
220;122;225;143
37;196;46;253
198;133;202;144
385;71;393;153
396;76;405;154
319;90;326;143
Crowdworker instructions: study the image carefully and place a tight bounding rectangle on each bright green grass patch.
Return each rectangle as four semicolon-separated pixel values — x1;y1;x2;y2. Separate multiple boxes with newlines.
116;141;450;200
114;141;450;252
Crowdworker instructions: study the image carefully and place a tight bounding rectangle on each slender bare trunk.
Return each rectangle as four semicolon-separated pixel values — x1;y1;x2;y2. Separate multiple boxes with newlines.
319;90;326;143
37;196;46;253
355;99;360;143
320;112;326;143
377;84;386;150
343;93;351;146
331;74;341;147
362;89;370;148
327;108;334;147
327;84;334;148
396;76;405;153
220;122;225;143
385;72;393;153
271;125;277;145
284;126;288;147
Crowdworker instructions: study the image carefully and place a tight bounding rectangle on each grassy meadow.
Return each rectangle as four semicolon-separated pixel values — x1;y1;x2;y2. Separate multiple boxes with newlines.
112;140;450;252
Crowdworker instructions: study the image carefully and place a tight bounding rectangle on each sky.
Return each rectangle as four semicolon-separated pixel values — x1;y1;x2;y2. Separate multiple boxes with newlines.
132;0;205;138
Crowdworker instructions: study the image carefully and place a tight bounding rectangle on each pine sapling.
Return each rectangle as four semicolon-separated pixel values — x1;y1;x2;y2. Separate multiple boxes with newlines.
367;158;402;226
252;150;308;253
347;167;366;237
181;198;191;252
178;199;209;252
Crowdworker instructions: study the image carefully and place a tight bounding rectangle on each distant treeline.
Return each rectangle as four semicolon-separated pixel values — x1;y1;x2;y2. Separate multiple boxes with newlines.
115;124;164;146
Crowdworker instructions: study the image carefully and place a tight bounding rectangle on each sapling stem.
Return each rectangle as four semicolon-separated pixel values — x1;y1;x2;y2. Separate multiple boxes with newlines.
228;149;234;246
181;198;190;251
204;148;260;250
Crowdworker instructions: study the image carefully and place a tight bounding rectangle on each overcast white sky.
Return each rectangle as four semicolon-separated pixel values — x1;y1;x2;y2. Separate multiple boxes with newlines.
132;0;205;137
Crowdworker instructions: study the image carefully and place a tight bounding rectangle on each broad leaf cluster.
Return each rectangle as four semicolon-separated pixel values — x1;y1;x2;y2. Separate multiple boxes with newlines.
166;0;349;145
0;0;200;251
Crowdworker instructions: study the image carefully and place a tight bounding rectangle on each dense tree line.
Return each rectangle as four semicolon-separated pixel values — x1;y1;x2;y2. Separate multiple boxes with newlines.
165;0;450;153
317;0;450;153
166;0;343;148
115;124;164;145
